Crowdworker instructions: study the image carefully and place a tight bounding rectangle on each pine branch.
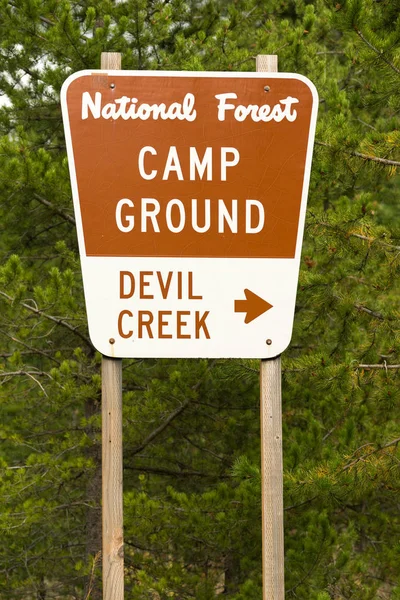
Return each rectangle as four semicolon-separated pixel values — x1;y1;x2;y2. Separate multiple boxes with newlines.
316;51;346;55
354;304;384;320
316;220;400;251
129;361;216;457
177;430;228;463
123;465;227;478
129;398;191;457
0;369;52;395
349;232;400;250
0;370;52;378
124;539;159;554
354;27;400;76
284;496;318;511
0;290;92;348
358;363;400;370
39;15;56;27
33;193;76;225
84;551;101;600
352;150;400;167
322;404;351;441
0;327;61;365
316;140;400;167
342;438;400;472
286;542;325;594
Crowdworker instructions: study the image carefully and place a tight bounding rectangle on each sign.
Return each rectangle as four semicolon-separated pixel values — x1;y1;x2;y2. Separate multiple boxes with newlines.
61;71;318;358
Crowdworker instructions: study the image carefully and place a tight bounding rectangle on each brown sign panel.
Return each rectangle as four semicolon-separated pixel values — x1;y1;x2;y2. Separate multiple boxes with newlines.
64;72;314;259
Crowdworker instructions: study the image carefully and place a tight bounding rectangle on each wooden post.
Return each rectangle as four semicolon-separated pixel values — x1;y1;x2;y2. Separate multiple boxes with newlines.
260;356;284;599
101;51;122;71
102;356;124;599
257;55;285;600
101;52;124;600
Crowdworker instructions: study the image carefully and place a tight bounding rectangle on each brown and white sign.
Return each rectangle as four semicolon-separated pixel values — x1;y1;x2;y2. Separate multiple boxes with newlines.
61;71;318;358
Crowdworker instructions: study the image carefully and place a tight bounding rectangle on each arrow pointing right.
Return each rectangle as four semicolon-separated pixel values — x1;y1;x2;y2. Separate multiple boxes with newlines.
234;289;273;324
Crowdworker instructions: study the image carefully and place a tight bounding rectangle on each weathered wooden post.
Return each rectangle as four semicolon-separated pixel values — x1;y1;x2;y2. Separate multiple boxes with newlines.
100;51;124;600
257;54;285;600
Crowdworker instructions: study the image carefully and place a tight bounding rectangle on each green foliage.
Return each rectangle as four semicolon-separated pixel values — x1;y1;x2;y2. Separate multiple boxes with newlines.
0;0;399;598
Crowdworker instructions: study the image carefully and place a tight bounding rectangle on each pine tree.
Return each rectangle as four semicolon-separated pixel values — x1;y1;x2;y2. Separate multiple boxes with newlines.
0;1;399;598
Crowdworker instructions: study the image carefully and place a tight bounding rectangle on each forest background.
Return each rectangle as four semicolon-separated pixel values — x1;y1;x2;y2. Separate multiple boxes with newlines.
0;0;399;598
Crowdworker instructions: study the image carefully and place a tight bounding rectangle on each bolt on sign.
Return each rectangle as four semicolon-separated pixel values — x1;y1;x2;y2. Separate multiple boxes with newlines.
61;71;318;358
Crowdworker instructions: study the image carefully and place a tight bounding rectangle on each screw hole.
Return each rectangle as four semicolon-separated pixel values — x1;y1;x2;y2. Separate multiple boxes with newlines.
264;85;270;92
110;83;115;89
109;338;115;344
266;339;272;345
